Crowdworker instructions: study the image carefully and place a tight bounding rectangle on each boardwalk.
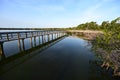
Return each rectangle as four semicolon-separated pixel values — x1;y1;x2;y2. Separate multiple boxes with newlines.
0;30;66;42
0;30;66;59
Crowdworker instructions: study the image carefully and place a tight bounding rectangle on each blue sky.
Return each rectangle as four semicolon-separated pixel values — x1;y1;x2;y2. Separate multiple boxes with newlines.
0;0;120;28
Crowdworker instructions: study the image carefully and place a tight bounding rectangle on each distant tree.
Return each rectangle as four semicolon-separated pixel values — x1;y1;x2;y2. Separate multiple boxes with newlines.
76;21;99;30
101;21;110;31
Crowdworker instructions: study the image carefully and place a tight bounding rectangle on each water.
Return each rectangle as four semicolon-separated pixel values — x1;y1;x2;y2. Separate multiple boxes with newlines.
1;32;56;57
0;36;118;80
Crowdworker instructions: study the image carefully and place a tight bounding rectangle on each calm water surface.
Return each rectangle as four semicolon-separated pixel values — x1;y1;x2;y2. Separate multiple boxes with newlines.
0;36;117;80
3;35;56;57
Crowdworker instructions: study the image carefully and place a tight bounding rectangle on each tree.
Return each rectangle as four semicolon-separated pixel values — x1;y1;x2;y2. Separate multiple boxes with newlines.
101;21;110;30
76;21;99;30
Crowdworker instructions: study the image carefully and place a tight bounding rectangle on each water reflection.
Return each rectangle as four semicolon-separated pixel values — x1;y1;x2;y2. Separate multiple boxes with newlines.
0;36;120;80
4;40;19;57
0;34;59;58
0;36;65;75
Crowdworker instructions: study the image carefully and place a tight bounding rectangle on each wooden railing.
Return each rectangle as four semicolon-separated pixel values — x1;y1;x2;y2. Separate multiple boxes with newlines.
0;30;66;57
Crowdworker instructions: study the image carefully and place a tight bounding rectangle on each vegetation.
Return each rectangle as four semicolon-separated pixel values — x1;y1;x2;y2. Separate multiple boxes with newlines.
68;17;120;76
67;21;100;30
68;17;120;31
91;17;120;76
76;21;100;30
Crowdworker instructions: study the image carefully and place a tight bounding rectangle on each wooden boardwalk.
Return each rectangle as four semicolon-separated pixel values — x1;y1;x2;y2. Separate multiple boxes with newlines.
0;30;66;58
0;31;65;42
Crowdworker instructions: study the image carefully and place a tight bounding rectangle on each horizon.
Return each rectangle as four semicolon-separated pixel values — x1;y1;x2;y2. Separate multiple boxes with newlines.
0;0;120;28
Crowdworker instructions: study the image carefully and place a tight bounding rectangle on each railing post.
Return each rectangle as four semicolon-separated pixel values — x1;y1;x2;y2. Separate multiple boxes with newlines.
25;32;27;38
44;35;46;43
60;33;61;37
36;32;38;36
0;34;2;40
0;42;5;59
43;32;46;43
42;35;44;44
31;32;34;38
11;33;13;38
57;32;58;38
52;33;53;40
18;33;22;52
48;34;50;42
55;32;56;39
54;32;56;39
39;36;40;45
34;36;36;47
6;34;9;41
58;32;60;38
21;38;25;51
30;37;33;48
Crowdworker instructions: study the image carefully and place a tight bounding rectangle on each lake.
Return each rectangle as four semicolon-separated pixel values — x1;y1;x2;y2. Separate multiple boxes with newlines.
0;36;119;80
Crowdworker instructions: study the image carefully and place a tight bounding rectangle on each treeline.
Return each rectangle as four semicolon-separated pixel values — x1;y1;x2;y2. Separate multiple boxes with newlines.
70;21;100;30
68;17;120;31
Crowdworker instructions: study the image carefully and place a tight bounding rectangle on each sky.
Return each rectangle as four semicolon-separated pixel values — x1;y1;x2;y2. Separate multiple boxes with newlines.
0;0;120;28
